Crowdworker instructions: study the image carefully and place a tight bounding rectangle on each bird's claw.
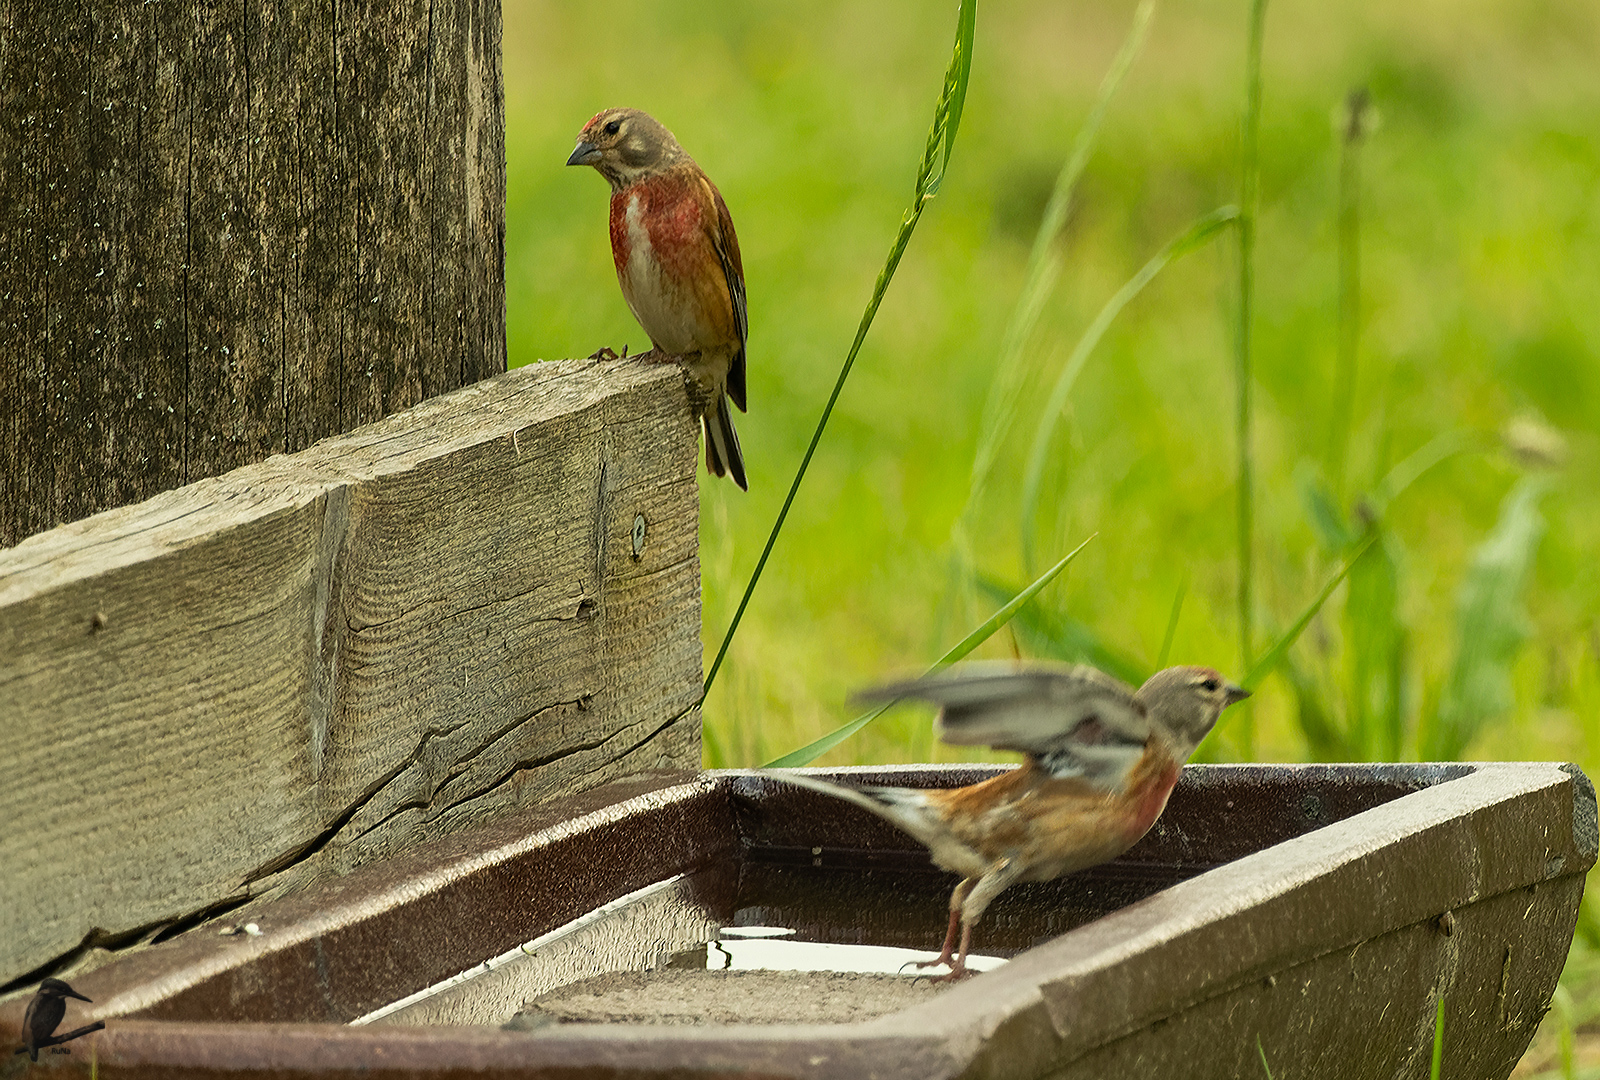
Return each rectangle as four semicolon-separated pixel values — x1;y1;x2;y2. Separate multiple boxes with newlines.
901;952;972;984
586;346;621;361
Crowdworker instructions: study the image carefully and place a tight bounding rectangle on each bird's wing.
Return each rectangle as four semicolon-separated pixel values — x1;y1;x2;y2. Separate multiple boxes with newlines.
703;176;747;412
857;662;1150;789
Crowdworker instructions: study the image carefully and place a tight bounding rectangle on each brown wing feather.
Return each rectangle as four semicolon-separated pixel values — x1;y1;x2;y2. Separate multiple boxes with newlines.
704;178;747;412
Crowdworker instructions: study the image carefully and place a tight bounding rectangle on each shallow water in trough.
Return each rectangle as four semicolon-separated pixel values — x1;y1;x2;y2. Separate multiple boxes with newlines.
355;854;1203;1027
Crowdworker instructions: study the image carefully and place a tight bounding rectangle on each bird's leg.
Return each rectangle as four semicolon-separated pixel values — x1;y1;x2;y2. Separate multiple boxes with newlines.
928;923;976;983
908;877;975;973
928;857;1022;983
913;906;962;971
586;346;621;361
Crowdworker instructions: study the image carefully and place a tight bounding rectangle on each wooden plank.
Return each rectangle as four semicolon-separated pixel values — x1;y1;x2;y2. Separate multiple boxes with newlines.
0;358;702;986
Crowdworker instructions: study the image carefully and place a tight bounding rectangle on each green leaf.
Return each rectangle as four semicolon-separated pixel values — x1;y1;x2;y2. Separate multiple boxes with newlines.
958;0;1156;541
1240;532;1377;692
1343;529;1405;760
974;576;1149;687
1019;205;1239;572
1430;995;1446;1080
1421;477;1546;760
1283;653;1349;760
1156;576;1188;671
1296;462;1355;553
1367;429;1489;519
763;534;1094;767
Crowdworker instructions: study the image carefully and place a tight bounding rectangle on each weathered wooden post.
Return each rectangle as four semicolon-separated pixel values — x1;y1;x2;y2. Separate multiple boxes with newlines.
0;0;703;991
0;0;506;547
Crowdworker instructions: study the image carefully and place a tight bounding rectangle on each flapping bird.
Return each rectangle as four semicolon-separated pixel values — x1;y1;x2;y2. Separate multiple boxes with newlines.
771;662;1249;979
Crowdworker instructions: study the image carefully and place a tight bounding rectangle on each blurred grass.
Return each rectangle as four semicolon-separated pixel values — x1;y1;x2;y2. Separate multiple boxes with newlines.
507;0;1598;773
510;0;1600;1058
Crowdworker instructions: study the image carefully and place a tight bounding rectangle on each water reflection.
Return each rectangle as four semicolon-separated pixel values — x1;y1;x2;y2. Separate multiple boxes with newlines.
356;854;1170;1026
677;936;1006;976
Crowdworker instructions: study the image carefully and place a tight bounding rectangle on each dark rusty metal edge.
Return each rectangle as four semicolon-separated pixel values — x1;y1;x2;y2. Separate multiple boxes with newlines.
0;762;1590;1080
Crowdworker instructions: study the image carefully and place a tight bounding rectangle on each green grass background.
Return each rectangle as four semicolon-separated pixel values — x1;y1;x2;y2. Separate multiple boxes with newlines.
504;0;1598;770
506;1;1598;1068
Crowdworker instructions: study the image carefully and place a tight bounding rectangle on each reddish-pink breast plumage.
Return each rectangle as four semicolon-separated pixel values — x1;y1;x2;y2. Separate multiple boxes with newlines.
569;107;749;489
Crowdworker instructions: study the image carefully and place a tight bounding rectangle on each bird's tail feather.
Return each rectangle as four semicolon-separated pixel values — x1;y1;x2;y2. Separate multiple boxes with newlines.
704;395;747;491
757;770;943;851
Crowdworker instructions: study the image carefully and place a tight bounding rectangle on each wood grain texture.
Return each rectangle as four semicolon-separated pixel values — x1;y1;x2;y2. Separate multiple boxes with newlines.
0;0;506;547
0;358;702;987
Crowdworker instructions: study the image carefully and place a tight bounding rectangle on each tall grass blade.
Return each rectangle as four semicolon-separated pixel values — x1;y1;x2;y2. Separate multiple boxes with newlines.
1553;984;1576;1080
1156;576;1188;670
1345;528;1405;760
1429;995;1446;1080
1256;1035;1275;1080
1327;88;1371;498
958;0;1156;543
1368;430;1489;518
1296;463;1356;553
764;534;1094;767
702;0;979;698
1421;477;1547;759
1235;0;1270;751
1018;206;1238;571
974;575;1149;686
1240;532;1376;692
1285;653;1349;759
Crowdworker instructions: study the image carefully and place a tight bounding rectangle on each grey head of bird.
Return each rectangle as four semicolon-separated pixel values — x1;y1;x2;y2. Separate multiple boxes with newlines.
567;107;687;190
1134;665;1250;759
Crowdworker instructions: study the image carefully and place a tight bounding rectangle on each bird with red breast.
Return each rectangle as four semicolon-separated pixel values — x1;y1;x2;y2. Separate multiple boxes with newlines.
771;662;1250;980
567;108;748;490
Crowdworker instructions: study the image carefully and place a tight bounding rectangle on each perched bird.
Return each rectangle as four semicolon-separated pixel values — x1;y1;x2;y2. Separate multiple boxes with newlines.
15;978;99;1061
567;107;748;490
771;662;1249;980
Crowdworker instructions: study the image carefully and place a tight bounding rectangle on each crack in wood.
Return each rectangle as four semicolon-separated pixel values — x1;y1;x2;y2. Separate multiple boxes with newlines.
0;361;698;985
0;892;255;996
346;697;595;843
434;701;696;821
239;717;473;885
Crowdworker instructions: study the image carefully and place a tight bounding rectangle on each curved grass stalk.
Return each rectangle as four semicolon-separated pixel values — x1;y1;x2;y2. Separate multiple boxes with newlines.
1017;206;1238;572
1239;531;1377;693
764;534;1095;768
701;0;977;700
954;0;1157;559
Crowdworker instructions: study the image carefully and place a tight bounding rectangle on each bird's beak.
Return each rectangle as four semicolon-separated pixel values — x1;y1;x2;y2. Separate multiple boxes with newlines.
1224;683;1251;706
566;141;600;167
64;988;92;1003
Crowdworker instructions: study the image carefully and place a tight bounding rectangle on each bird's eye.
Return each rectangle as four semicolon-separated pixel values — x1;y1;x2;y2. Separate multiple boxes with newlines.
604;119;622;135
1201;677;1221;692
